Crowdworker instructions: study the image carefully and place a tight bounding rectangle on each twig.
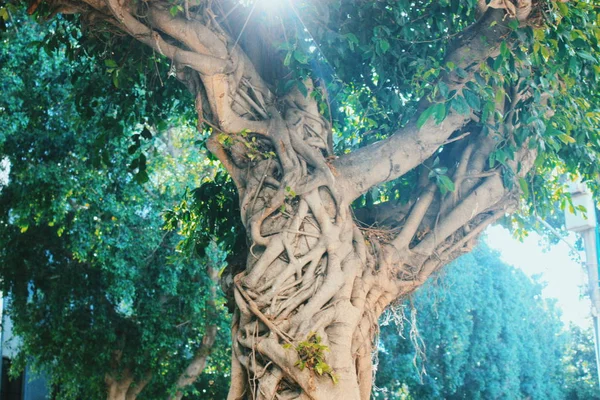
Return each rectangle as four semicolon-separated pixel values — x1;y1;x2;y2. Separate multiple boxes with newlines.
440;131;471;146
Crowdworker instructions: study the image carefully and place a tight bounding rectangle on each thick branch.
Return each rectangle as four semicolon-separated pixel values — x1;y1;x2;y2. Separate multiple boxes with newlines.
125;372;152;400
334;8;519;201
169;264;220;400
413;174;507;255
391;184;437;250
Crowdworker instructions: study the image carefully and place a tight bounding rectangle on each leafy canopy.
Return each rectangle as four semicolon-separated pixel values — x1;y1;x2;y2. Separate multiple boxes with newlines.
0;14;231;399
375;242;567;399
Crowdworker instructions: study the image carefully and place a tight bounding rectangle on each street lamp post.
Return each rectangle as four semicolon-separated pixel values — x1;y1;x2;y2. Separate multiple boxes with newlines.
564;181;600;390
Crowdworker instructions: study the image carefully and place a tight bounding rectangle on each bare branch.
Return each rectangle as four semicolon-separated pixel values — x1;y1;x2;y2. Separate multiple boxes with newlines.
391;184;437;250
413;174;507;255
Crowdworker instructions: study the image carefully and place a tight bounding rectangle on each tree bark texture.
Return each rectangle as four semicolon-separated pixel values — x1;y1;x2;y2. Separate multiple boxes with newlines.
45;0;542;398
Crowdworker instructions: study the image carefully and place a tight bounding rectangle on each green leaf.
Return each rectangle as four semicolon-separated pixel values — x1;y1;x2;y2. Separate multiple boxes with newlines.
379;39;390;54
283;52;292;67
493;54;505;71
315;363;323;375
489;151;496;169
112;71;119;88
557;1;569;16
345;33;359;51
455;67;468;79
432;103;447;124
437;175;454;195
296;81;308;97
104;59;118;68
438;81;449;98
416;105;436;128
451;95;469;115
293;50;309;64
141;127;152;140
463;89;481;112
502;166;514;190
519;177;529;198
135;170;149;184
500;41;510;58
346;33;359;44
558;133;576;144
577;51;597;62
330;373;339;384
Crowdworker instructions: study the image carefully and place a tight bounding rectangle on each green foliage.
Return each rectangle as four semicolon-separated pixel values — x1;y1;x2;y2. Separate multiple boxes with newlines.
164;171;243;261
274;0;600;232
285;332;338;384
374;242;566;399
2;0;600;396
563;324;600;400
0;14;230;399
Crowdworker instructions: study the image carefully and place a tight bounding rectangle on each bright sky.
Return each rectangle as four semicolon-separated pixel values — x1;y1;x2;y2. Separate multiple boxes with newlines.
485;225;592;328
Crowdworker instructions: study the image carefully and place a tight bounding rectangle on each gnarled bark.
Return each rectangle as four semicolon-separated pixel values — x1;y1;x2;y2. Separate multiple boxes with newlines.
42;0;543;398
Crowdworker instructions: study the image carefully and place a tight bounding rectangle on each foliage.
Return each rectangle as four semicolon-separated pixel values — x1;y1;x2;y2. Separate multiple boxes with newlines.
0;14;230;399
374;242;566;399
284;0;600;225
2;0;598;226
2;0;600;397
563;324;600;400
285;332;338;384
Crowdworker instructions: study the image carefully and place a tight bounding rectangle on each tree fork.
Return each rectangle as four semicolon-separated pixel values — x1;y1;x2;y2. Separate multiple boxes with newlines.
34;0;544;398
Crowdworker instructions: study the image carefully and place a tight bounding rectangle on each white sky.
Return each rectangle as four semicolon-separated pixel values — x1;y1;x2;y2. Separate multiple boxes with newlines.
485;225;592;328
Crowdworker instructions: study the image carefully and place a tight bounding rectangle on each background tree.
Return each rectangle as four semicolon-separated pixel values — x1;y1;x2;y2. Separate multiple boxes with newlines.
563;324;600;400
2;0;600;398
0;15;232;399
374;242;566;399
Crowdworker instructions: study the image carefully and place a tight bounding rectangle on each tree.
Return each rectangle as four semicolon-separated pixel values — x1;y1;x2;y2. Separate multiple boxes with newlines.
374;242;566;399
564;324;600;400
0;16;232;399
3;0;600;398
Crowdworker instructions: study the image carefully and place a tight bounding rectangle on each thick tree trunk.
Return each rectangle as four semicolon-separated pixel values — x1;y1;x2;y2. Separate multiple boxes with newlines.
227;181;376;399
206;70;527;397
46;1;542;398
106;380;130;400
220;127;506;399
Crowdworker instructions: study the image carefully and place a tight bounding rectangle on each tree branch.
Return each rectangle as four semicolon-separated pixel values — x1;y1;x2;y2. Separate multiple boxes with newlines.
413;174;507;255
169;263;220;400
125;372;152;400
391;184;437;250
333;8;520;201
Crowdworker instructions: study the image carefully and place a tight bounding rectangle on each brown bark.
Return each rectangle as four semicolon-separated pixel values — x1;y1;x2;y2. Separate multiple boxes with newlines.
105;367;151;400
42;1;542;398
169;263;220;400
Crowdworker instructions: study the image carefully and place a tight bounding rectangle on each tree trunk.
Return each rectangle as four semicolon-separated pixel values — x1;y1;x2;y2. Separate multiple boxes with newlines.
227;179;376;399
219;104;517;399
106;380;130;400
46;1;542;398
105;360;152;400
